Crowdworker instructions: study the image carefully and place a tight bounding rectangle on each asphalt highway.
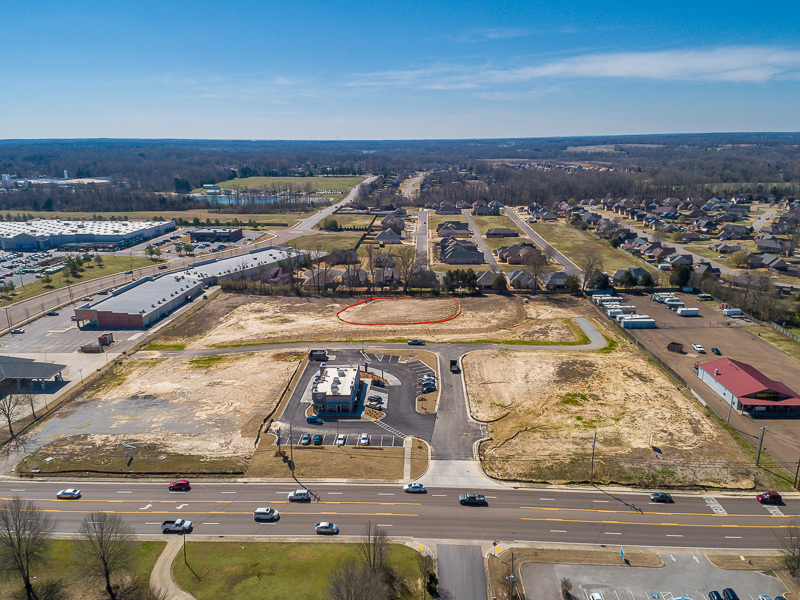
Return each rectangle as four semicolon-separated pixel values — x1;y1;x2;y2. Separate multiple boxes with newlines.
1;480;793;550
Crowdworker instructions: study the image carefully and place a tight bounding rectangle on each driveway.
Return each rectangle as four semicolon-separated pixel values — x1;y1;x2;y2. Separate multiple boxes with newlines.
462;211;500;272
504;209;582;276
415;210;429;265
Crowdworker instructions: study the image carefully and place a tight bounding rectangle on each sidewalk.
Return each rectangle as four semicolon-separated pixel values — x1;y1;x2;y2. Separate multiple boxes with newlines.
150;536;197;600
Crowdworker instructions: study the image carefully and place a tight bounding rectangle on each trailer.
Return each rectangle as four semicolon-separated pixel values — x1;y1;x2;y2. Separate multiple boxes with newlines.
622;318;656;329
723;308;742;316
652;293;677;303
676;307;700;317
611;305;637;314
607;309;624;319
596;296;623;306
617;313;651;322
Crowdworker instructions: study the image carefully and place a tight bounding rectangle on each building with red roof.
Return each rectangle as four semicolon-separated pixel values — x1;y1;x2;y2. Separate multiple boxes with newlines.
695;358;800;415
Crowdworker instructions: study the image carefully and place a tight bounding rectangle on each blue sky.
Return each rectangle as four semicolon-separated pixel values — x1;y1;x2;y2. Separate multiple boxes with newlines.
2;0;799;139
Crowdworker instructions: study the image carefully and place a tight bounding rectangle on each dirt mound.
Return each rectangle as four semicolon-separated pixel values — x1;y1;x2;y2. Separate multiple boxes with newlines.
337;297;460;325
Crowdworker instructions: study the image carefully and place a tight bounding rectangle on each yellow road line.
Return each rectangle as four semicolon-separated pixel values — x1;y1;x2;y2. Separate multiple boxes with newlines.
39;509;417;517
2;497;421;506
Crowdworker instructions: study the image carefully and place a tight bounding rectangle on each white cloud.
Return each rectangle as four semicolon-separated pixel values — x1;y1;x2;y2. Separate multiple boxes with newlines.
451;26;576;43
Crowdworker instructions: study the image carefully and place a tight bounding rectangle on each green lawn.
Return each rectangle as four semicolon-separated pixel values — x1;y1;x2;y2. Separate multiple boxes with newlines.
316;214;377;230
0;539;164;599
195;176;365;193
288;234;363;252
0;255;162;308
748;326;800;363
470;215;525;236
530;221;657;274
428;214;467;232
173;542;423;600
2;209;304;227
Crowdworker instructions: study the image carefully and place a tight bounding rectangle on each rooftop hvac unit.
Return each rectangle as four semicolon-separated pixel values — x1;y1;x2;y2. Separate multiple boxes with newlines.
714;369;720;375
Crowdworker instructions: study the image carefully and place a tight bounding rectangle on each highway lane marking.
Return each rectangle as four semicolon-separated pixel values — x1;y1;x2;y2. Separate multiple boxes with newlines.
328;492;343;495
519;505;774;518
145;522;161;525
116;491;132;494
593;500;609;503
204;522;219;525
10;489;25;492
520;516;793;529
666;534;684;538
377;524;393;527
40;509;419;517
220;491;237;494
432;494;447;497
550;530;568;533
539;498;555;501
377;493;395;496
4;497;421;506
604;532;622;535
725;536;743;539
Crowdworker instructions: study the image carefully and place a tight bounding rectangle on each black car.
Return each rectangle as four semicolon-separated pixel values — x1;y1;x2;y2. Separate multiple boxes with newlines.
459;493;487;506
649;492;673;503
711;347;722;355
709;592;723;600
407;339;425;346
723;588;740;600
46;311;59;316
371;379;386;388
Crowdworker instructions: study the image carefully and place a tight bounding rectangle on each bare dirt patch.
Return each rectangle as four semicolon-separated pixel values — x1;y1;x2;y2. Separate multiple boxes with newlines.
151;293;593;348
465;334;755;488
338;297;460;324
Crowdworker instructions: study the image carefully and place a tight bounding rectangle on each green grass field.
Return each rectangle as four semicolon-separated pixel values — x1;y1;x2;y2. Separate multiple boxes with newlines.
288;233;363;252
194;176;365;193
428;213;468;232
315;213;377;230
0;255;161;308
2;209;304;226
0;539;164;599
530;221;657;274
173;541;422;600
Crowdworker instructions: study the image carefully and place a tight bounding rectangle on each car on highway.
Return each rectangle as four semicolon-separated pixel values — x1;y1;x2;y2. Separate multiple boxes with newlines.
723;589;740;600
306;414;324;425
81;296;93;301
315;521;339;535
313;434;323;445
9;328;24;334
161;518;192;533
459;493;487;506
336;434;347;446
371;379;386;387
288;489;311;502
253;507;280;521
169;480;191;491
649;492;673;503
158;264;169;270
692;344;706;353
46;311;59;316
299;433;311;446
125;270;133;274
711;347;722;355
403;482;426;493
359;433;370;446
407;339;425;346
56;488;81;499
757;491;782;504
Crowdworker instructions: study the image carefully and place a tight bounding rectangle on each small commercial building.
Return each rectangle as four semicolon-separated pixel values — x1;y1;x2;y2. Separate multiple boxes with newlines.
310;365;361;414
189;228;243;243
0;355;66;389
695;358;800;415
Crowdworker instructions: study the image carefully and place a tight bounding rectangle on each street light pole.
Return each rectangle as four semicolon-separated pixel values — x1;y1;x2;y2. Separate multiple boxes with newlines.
756;426;768;466
726;398;734;425
590;430;598;482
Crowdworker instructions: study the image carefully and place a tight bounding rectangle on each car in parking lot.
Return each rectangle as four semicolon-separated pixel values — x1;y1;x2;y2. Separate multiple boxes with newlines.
759;596;773;600
315;521;339;535
692;344;706;353
359;433;370;446
56;488;81;499
169;480;190;491
10;328;24;334
418;376;436;384
306;414;324;425
649;492;673;502
407;339;425;346
371;379;386;387
711;347;722;355
253;507;280;521
459;492;487;506
46;311;59;316
589;594;603;600
708;592;723;600
299;433;311;446
403;482;426;493
421;383;437;393
288;489;311;502
313;434;323;445
723;588;740;600
757;491;782;504
336;434;347;446
367;395;383;403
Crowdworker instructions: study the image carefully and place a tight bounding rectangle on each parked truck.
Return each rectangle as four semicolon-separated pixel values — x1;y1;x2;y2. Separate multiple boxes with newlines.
161;518;192;533
450;359;460;374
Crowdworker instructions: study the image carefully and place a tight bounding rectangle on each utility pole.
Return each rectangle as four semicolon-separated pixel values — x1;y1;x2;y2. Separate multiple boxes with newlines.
794;458;800;490
756;426;768;466
289;421;294;466
590;431;598;482
506;552;515;599
726;398;734;425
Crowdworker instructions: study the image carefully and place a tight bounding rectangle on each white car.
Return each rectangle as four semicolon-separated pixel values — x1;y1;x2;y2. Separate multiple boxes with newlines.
359;433;370;446
56;488;81;499
403;482;426;493
692;344;706;354
287;489;311;502
315;521;339;535
253;507;280;521
589;594;603;600
336;434;347;446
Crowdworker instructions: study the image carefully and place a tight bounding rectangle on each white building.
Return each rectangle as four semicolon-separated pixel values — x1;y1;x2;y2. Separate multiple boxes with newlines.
311;365;361;414
0;219;175;251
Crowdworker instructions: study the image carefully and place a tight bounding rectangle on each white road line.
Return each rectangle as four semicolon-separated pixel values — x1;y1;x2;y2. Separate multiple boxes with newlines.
432;494;447;497
513;540;538;543
666;534;684;538
539;498;555;501
485;496;497;499
145;522;160;525
604;532;622;535
377;493;395;496
725;536;743;539
376;524;393;527
328;492;343;495
593;500;609;503
10;489;25;492
550;529;568;533
220;491;237;494
204;522;219;525
116;491;132;494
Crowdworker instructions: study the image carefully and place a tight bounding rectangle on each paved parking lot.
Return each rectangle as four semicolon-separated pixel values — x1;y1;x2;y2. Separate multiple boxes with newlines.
278;349;436;448
522;555;786;600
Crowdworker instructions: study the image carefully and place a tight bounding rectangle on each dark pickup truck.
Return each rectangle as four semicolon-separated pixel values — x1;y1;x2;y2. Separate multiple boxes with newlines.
459;493;486;506
450;359;460;373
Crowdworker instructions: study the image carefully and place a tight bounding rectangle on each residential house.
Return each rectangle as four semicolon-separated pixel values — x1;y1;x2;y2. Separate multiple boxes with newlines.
756;238;787;253
666;253;693;267
498;243;543;265
373;252;395;268
612;267;650;285
437;221;471;238
485;227;519;238
341;267;368;287
718;224;750;240
507;269;538;290
476;270;500;290
681;231;708;243
539;271;570;290
435;202;460;215
373;229;402;244
709;242;742;254
380;215;405;233
693;262;721;279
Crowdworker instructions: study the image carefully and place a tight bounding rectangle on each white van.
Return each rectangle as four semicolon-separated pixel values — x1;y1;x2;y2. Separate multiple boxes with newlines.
253;507;280;521
288;489;311;502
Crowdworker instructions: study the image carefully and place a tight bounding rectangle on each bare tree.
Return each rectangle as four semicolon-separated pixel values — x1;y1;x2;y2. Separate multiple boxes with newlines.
18;391;38;421
578;251;604;291
0;393;24;437
543;243;556;264
560;577;573;600
523;250;547;290
0;496;55;600
326;557;389;600
415;551;437;600
395;245;421;292
365;243;377;292
779;517;800;576
80;512;135;600
357;522;388;573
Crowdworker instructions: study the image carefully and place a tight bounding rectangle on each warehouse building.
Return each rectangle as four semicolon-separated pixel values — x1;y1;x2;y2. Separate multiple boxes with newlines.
189;228;243;243
0;219;175;251
183;246;302;285
310;364;362;414
695;358;800;415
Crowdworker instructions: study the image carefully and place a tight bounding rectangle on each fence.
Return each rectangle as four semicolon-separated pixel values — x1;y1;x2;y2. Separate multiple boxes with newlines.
770;321;800;343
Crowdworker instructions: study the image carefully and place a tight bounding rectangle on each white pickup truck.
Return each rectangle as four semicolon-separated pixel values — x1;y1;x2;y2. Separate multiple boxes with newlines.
161;518;192;533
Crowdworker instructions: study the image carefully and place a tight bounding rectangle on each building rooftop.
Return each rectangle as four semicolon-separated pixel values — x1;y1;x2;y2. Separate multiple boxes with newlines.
312;365;358;397
86;275;203;317
183;246;302;280
191;228;242;234
699;358;800;406
0;219;168;239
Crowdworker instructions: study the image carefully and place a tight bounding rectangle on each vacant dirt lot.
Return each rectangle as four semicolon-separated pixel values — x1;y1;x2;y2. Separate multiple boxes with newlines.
16;351;302;474
338;297;460;324
465;333;755;488
152;293;594;347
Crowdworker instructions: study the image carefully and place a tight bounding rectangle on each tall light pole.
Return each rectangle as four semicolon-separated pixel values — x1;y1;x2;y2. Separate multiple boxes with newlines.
78;368;84;384
726;398;735;425
756;426;768;466
590;431;598;482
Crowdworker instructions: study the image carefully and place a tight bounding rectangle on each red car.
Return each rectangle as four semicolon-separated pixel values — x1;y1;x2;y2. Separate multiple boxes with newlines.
757;491;782;504
169;480;190;491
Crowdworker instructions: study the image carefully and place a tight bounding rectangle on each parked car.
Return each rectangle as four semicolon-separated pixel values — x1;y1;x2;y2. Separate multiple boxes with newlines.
723;589;740;600
711;347;722;355
313;434;323;445
758;596;772;600
56;488;81;499
708;592;723;600
168;480;190;491
450;359;460;373
649;492;673;503
459;493;487;506
421;384;437;394
407;339;425;346
367;395;383;403
299;433;311;446
46;311;59;316
589;594;603;600
315;521;339;535
253;507;280;521
306;415;324;425
403;482;426;493
757;491;782;504
359;433;370;446
336;434;347;446
288;489;311;502
9;328;24;334
692;344;706;353
371;379;386;387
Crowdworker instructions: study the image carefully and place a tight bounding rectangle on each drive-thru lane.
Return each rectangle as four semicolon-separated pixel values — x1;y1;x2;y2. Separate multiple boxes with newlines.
1;480;793;549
